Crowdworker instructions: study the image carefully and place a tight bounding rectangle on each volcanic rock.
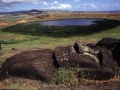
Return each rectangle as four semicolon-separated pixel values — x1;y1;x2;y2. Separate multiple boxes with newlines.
53;45;100;68
96;37;120;50
0;49;55;84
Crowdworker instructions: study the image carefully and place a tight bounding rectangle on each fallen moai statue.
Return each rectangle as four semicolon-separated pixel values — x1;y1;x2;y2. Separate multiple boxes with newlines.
0;49;55;84
0;38;117;84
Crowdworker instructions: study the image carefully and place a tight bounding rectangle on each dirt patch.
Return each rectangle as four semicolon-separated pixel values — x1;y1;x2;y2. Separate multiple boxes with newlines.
0;22;8;25
17;20;27;23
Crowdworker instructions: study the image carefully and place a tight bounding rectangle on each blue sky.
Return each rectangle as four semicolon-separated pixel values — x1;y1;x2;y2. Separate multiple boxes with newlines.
0;0;120;12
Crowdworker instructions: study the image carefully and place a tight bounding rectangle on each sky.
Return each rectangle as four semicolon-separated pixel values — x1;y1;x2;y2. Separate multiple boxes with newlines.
0;0;120;12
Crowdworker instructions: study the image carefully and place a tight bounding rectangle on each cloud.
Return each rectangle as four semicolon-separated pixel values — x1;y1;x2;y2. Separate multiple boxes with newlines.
0;0;41;11
42;1;49;6
59;4;72;9
0;1;12;12
53;1;58;4
1;0;39;3
82;3;97;8
50;3;72;9
91;3;97;8
0;6;9;12
115;4;118;6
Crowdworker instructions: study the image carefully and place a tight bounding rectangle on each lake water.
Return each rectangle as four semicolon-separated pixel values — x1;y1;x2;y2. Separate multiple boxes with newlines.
25;18;104;26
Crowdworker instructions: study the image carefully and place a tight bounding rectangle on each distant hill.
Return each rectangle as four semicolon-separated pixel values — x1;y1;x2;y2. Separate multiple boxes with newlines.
29;9;41;14
0;9;43;15
73;10;120;13
0;9;70;15
101;10;120;13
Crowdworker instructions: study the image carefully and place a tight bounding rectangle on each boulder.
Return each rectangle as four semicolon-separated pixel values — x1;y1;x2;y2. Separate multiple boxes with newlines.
0;49;55;84
96;37;120;50
53;45;101;68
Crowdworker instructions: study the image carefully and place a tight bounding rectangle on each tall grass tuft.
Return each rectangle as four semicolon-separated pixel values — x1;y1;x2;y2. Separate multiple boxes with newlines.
54;66;79;86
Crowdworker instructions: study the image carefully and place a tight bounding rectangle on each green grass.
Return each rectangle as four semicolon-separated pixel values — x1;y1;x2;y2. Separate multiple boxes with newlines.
9;84;25;90
54;66;78;86
0;38;39;44
9;84;38;90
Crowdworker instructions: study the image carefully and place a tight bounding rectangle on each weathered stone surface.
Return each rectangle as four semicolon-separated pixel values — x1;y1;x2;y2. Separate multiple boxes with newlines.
0;49;55;84
96;37;120;50
74;41;103;65
112;42;120;66
73;41;115;80
54;43;115;80
77;47;115;80
96;37;120;67
100;47;115;71
54;45;101;68
11;76;43;85
74;41;85;54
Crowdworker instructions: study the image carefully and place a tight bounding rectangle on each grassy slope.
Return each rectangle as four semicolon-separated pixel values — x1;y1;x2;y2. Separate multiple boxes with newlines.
0;14;120;89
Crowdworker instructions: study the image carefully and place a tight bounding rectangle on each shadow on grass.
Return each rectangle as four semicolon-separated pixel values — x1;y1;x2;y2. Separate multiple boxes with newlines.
1;19;120;37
